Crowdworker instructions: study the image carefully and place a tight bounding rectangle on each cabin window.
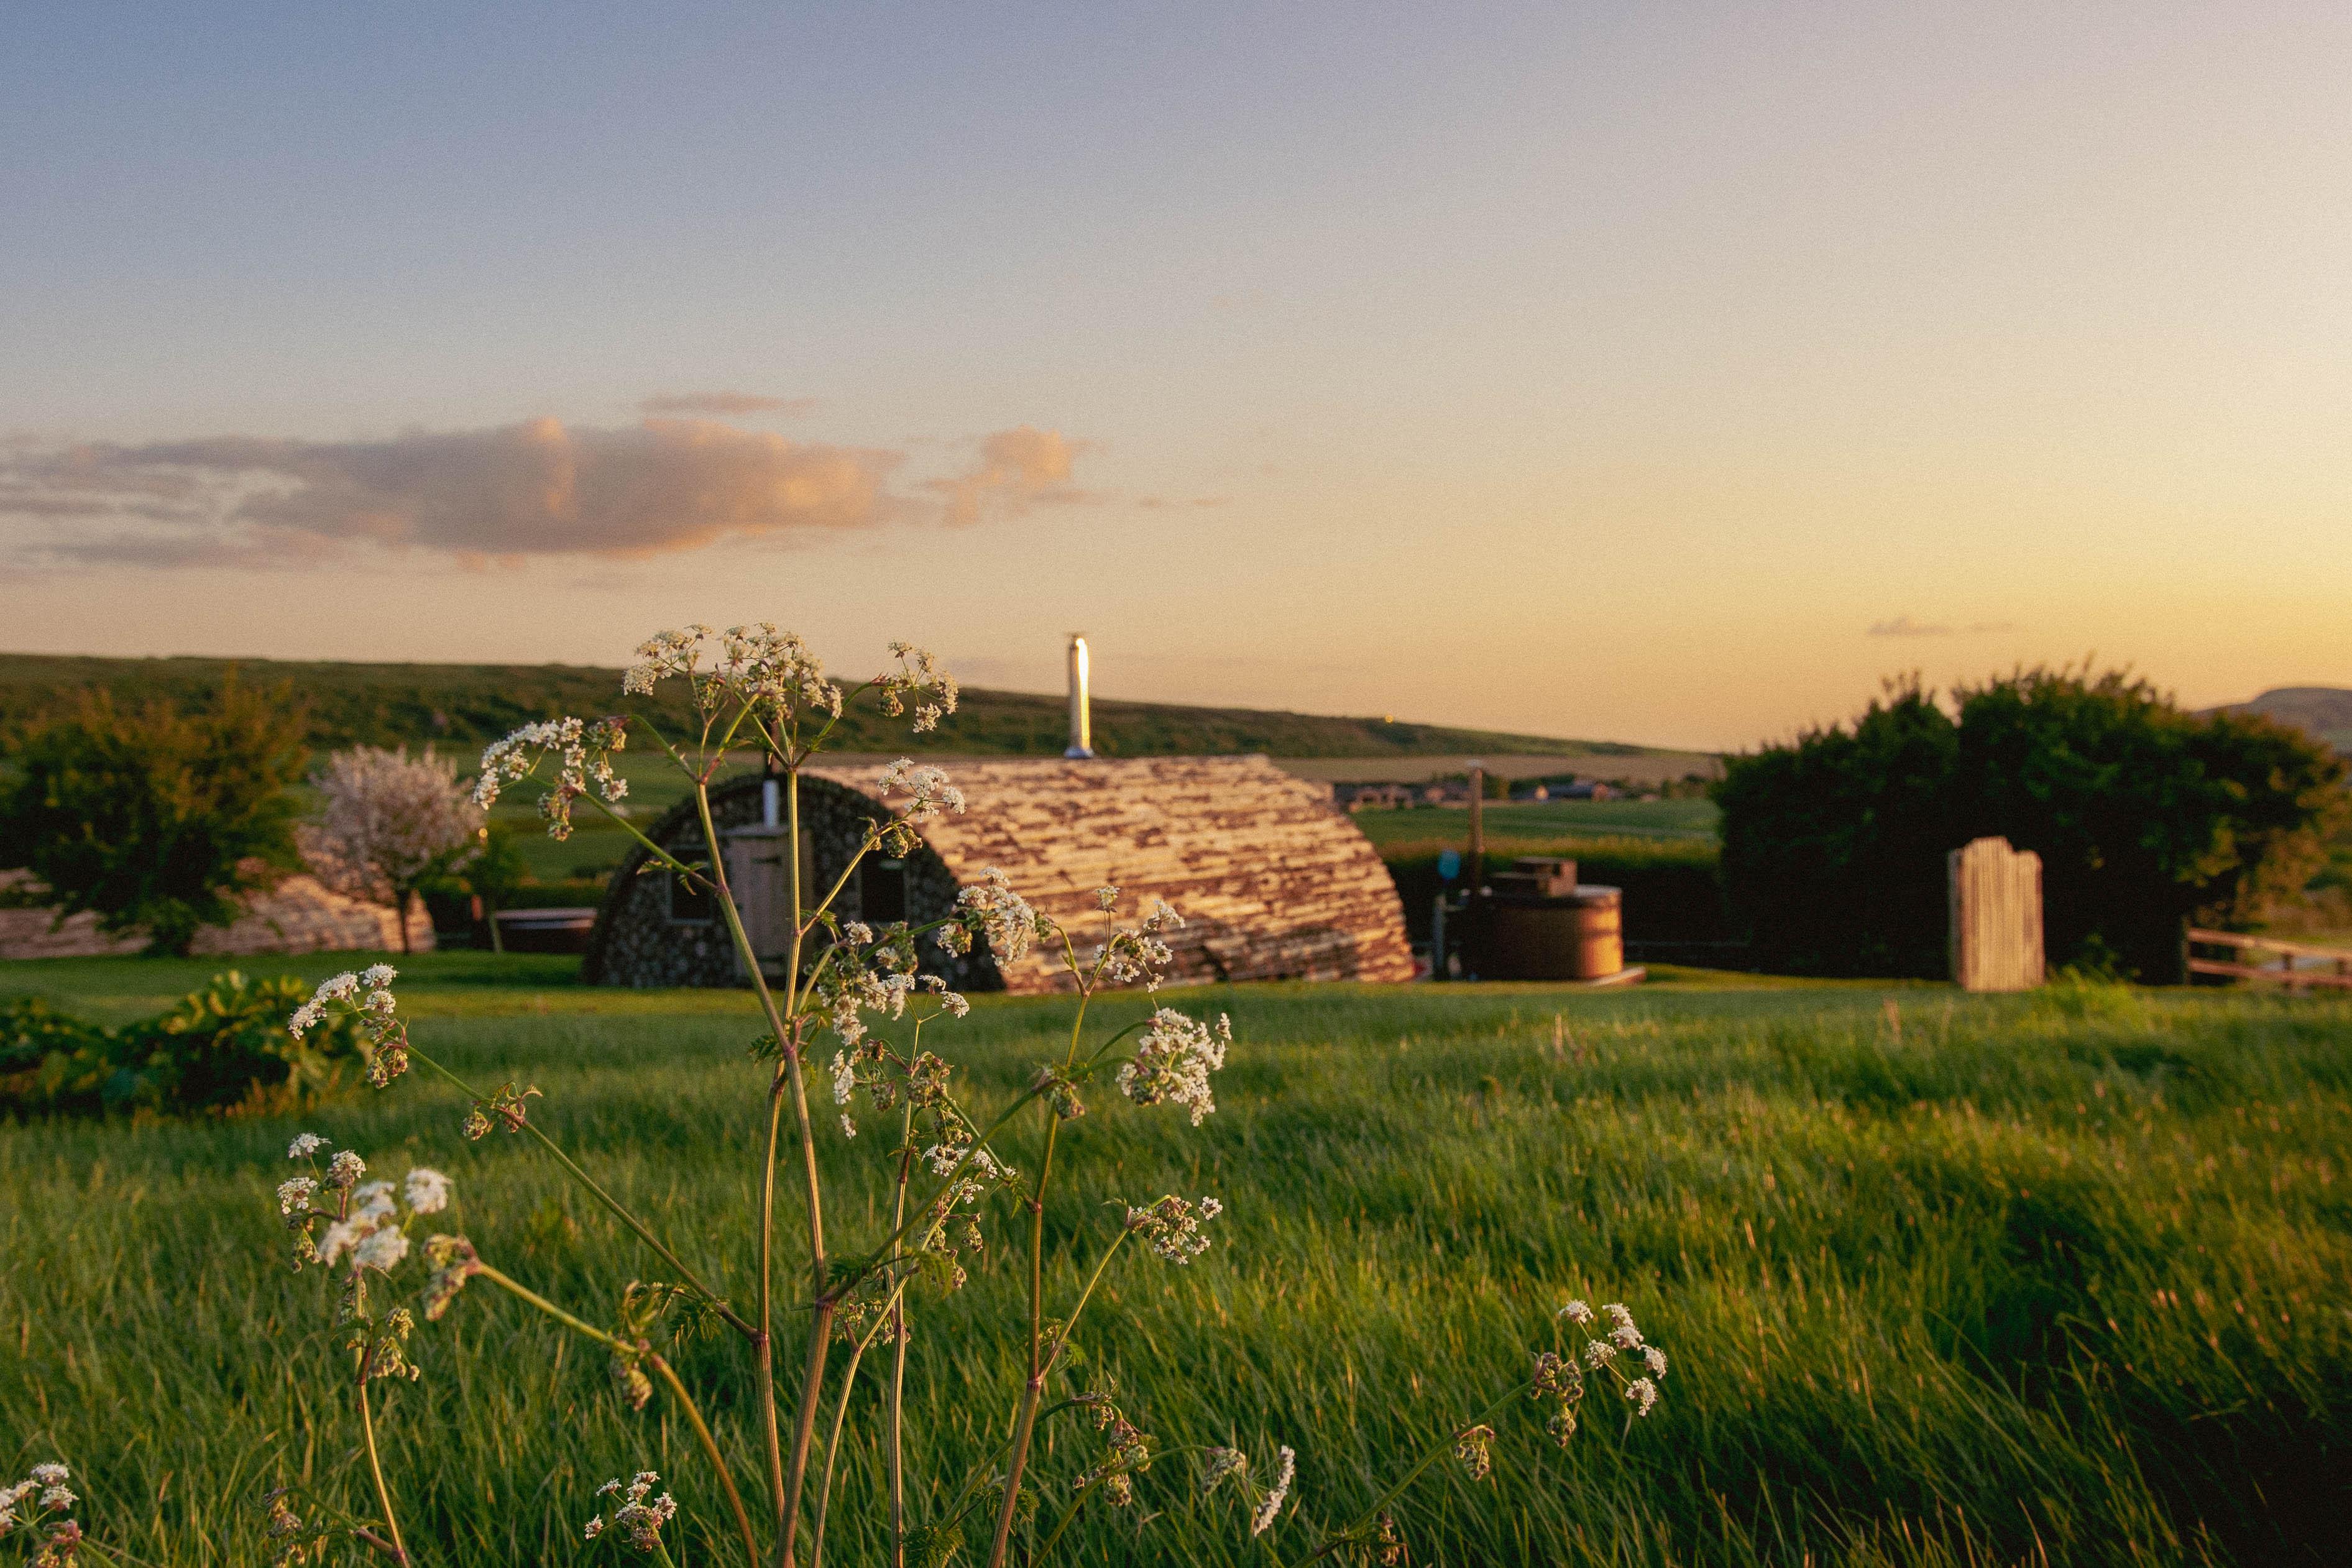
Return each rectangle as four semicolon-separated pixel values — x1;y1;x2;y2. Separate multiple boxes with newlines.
669;868;715;924
861;858;907;924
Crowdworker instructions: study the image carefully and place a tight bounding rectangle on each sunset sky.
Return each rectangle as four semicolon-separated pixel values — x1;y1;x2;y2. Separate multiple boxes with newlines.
4;2;2348;751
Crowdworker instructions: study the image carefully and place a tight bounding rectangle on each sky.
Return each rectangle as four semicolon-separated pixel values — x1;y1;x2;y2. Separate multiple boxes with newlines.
3;1;2348;752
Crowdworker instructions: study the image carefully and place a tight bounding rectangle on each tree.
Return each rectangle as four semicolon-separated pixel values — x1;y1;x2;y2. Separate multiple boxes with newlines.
1715;666;2350;981
1714;677;1958;976
1955;668;2348;980
0;681;310;955
308;745;484;955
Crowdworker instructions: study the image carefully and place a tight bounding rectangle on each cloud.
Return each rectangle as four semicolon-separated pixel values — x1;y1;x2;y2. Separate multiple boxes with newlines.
0;418;1099;569
1867;616;2017;638
638;391;820;417
926;425;1097;527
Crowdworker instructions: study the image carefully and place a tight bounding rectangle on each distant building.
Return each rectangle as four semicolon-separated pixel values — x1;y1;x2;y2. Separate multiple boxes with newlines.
583;756;1414;991
1338;782;1413;811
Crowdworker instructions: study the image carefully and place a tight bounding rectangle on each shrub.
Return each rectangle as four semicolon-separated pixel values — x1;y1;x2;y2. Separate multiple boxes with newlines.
1716;667;2351;980
1715;679;1959;977
0;679;310;955
0;971;364;1118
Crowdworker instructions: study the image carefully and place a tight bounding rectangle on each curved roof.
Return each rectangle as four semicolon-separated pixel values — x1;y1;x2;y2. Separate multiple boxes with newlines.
809;754;1413;989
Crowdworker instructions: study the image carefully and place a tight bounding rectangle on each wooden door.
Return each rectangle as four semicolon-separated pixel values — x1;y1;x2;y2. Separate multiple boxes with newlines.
722;827;814;978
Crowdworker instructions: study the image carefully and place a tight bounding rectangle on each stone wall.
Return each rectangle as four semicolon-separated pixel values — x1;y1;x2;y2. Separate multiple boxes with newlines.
0;869;430;960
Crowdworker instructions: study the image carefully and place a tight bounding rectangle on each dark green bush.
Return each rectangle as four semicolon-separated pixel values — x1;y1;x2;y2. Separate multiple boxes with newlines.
0;679;311;954
0;971;362;1117
1716;667;2350;980
1715;679;1959;977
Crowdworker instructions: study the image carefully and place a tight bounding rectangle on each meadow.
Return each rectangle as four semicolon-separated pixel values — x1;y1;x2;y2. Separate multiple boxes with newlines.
2;956;2347;1566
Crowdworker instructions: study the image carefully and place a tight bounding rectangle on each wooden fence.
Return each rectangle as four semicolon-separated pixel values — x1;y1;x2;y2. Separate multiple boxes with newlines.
2184;928;2352;993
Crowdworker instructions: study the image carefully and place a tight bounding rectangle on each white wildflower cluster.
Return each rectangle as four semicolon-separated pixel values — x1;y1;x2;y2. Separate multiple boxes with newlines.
307;744;483;905
288;965;408;1086
1123;1193;1224;1264
1556;1300;1666;1425
622;625;717;702
1116;1008;1231;1126
1200;1447;1248;1495
879;640;959;733
0;1461;80;1562
278;1132;452;1281
1250;1444;1297;1537
472;717;629;840
809;924;965;1057
404;1167;453;1214
1096;895;1183;990
939;866;1044;965
584;1470;678;1553
875;758;964;854
623;622;844;732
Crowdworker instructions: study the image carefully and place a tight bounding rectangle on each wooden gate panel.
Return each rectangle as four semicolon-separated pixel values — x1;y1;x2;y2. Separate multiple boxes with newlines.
1949;836;2044;992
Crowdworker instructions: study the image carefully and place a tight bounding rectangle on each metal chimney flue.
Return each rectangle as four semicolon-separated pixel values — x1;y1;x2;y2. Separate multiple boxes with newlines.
1064;634;1095;759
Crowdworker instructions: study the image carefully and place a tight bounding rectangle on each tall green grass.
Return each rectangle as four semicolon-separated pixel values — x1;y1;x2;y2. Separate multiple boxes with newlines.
2;963;2346;1565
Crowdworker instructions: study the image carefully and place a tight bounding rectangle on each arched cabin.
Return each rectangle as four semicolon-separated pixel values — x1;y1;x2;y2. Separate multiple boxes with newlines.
581;756;1415;992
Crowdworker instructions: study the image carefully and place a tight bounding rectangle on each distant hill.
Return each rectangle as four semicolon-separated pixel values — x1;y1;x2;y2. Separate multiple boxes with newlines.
2216;687;2352;753
0;652;1678;763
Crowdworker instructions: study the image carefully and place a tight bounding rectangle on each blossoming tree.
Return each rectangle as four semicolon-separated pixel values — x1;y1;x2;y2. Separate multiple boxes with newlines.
308;745;485;954
262;624;1667;1568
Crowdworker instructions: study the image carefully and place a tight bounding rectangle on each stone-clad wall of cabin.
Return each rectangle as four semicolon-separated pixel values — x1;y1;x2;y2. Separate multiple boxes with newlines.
581;776;987;990
812;756;1413;992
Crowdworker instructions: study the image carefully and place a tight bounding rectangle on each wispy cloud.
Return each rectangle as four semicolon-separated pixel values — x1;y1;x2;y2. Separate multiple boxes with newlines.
1867;615;2018;638
637;391;820;417
926;425;1098;527
0;418;1096;569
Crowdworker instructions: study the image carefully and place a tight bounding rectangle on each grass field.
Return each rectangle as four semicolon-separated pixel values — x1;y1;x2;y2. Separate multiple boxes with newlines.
3;956;2347;1566
1351;799;1721;853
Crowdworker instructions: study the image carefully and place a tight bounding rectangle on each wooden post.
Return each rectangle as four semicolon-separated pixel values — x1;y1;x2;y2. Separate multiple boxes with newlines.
1949;837;2045;992
1466;763;1485;893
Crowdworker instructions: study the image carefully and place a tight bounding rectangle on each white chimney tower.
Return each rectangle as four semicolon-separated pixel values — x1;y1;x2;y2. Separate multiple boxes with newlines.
1065;634;1095;759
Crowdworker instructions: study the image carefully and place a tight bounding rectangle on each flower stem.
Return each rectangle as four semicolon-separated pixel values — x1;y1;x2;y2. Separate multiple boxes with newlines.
354;1370;409;1567
651;1352;764;1568
811;1268;921;1568
403;1045;751;1338
887;1099;915;1568
1285;1381;1532;1567
471;1265;761;1568
983;1114;1062;1568
774;767;835;1568
689;778;807;1543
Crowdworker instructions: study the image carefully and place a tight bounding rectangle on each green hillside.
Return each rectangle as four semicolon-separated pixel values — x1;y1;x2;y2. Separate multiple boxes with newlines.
0;651;1667;761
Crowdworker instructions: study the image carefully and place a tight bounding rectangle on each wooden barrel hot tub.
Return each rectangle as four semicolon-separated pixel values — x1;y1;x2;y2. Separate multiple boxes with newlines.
1468;884;1624;981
